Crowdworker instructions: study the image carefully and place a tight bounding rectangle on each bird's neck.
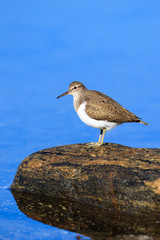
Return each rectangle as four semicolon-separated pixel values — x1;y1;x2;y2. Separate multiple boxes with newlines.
73;91;87;112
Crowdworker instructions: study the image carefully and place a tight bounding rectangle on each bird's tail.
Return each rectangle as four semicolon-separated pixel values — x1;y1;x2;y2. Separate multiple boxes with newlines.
140;120;150;125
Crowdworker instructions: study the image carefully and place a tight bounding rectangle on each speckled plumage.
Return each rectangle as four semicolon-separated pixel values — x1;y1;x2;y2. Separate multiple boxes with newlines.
78;89;141;123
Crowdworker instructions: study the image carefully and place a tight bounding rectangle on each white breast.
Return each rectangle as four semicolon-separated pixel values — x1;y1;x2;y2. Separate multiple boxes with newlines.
77;101;120;131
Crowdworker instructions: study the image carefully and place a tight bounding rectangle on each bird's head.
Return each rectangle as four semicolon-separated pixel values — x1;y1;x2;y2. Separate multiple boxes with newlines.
57;81;87;99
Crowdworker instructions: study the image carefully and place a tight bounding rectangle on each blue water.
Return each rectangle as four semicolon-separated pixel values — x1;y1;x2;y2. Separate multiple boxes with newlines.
0;1;160;239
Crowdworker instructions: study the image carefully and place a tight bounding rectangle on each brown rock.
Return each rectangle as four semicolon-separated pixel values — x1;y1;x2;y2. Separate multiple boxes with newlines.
11;143;160;217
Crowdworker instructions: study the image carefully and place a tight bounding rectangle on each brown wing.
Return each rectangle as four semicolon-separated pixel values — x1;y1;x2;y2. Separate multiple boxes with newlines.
85;90;141;123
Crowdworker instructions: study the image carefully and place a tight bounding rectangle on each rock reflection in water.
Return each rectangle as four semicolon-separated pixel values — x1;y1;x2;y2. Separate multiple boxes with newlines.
11;191;160;240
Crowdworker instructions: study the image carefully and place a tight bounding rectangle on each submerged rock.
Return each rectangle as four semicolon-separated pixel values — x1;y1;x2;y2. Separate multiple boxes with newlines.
11;143;160;217
11;191;160;240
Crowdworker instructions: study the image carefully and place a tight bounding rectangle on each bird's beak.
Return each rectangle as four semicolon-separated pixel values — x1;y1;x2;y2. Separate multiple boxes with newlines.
57;91;69;99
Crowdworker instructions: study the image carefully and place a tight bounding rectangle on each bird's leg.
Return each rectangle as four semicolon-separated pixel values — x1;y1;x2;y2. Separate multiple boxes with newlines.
87;129;104;147
98;129;103;144
100;129;106;145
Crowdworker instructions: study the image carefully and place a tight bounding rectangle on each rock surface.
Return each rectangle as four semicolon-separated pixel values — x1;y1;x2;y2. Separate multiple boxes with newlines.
11;143;160;217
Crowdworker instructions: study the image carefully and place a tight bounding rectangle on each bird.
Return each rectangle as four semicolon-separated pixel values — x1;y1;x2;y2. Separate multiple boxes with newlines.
57;81;149;147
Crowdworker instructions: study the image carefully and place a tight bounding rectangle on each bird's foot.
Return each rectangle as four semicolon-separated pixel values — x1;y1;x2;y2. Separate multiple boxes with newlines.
86;142;103;148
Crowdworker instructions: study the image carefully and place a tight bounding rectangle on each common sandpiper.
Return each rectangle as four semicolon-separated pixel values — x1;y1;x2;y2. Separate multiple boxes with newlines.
57;81;149;146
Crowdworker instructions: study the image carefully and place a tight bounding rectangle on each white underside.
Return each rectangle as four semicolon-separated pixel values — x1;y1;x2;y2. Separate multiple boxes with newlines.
77;101;121;131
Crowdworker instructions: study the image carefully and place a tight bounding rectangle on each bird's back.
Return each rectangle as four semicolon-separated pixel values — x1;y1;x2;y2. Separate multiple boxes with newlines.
84;90;141;123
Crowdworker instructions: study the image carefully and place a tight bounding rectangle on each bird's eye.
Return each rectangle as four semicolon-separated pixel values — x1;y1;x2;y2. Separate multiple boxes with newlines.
74;86;77;89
